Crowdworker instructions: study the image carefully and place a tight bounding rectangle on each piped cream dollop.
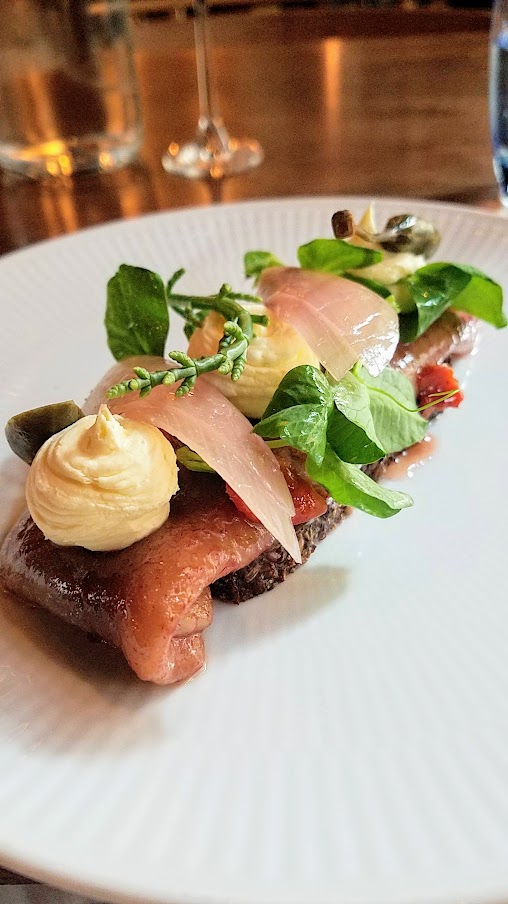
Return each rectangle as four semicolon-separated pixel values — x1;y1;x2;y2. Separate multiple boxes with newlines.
26;405;178;551
188;302;320;418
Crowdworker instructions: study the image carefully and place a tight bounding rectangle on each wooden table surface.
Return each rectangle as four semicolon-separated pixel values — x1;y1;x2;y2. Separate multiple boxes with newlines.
0;6;500;261
0;4;502;892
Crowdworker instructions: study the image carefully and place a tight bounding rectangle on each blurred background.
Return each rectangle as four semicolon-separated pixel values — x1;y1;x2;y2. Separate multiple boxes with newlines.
0;0;501;257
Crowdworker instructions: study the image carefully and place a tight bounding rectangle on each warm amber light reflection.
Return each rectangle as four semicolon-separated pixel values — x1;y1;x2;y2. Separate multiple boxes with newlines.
99;151;114;169
322;38;342;139
102;55;124;136
116;167;154;219
23;70;59;146
35;139;65;157
58;154;73;176
40;183;79;236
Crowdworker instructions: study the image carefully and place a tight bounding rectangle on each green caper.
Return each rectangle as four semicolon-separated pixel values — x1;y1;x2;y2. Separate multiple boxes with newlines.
5;401;84;464
379;215;441;257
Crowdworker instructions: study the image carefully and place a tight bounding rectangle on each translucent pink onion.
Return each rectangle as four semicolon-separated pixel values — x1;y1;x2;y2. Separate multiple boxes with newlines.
259;267;399;379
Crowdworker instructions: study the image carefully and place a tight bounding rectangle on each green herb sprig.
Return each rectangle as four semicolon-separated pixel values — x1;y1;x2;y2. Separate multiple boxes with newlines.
166;269;269;341
106;267;269;399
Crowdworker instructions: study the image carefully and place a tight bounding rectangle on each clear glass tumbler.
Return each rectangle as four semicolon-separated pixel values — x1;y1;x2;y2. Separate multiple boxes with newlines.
0;0;142;178
490;0;508;206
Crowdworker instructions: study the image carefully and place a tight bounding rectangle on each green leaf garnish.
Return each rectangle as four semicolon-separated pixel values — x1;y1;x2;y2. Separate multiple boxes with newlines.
328;371;385;464
446;264;506;326
307;444;413;518
356;366;428;450
176;446;215;473
244;241;382;284
297;238;383;274
398;263;506;342
253;358;440;516
255;404;331;467
328;366;427;464
256;363;427;471
244;251;284;284
106;264;169;361
254;366;334;465
262;365;334;416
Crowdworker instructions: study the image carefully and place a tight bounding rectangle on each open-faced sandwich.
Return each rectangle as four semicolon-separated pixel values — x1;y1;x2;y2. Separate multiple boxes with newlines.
0;208;505;685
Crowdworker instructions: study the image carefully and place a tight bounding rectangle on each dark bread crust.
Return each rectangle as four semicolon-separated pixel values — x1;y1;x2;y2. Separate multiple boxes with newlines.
212;457;392;603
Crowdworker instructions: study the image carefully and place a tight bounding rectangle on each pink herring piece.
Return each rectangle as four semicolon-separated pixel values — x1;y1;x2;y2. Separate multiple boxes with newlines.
105;369;300;563
259;267;399;377
82;355;171;415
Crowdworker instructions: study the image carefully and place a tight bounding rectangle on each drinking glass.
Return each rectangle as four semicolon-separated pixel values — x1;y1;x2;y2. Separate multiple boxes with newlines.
162;0;263;180
490;0;508;206
0;0;143;178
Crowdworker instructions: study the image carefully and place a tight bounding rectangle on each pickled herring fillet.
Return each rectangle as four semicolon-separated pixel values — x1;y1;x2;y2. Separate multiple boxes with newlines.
392;311;477;383
259;267;399;378
174;592;213;638
0;470;274;684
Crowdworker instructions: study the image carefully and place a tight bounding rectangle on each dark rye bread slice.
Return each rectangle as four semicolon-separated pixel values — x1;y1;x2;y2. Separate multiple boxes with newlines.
212;457;392;603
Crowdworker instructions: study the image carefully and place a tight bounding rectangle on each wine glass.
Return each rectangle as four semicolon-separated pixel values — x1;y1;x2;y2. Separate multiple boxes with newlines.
162;0;263;179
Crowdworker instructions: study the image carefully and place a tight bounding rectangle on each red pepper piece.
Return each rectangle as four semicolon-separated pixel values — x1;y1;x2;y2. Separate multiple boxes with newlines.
416;364;464;417
226;458;327;526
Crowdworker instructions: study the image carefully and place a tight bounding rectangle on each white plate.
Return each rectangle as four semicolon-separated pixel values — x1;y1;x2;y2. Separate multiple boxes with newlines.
1;197;508;904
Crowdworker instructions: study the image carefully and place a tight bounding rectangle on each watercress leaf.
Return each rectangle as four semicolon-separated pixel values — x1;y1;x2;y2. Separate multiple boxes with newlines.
307;444;413;518
327;408;384;464
437;263;506;328
244;251;284;284
398;271;452;343
359;364;417;409
261;365;334;418
327;367;426;463
254;404;329;465
329;370;385;463
297;239;383;274
106;264;169;361
398;262;506;342
255;366;334;465
359;366;428;452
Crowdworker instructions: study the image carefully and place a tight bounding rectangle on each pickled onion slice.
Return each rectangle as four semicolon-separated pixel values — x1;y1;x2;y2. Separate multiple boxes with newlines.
99;358;300;563
259;267;399;378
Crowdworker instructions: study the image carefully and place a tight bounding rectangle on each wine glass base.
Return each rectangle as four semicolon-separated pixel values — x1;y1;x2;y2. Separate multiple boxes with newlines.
162;138;263;179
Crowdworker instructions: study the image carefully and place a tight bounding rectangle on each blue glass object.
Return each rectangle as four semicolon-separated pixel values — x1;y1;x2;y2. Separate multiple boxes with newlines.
490;0;508;205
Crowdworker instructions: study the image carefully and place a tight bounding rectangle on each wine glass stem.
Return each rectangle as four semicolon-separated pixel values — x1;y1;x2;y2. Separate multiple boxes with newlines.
193;0;230;155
